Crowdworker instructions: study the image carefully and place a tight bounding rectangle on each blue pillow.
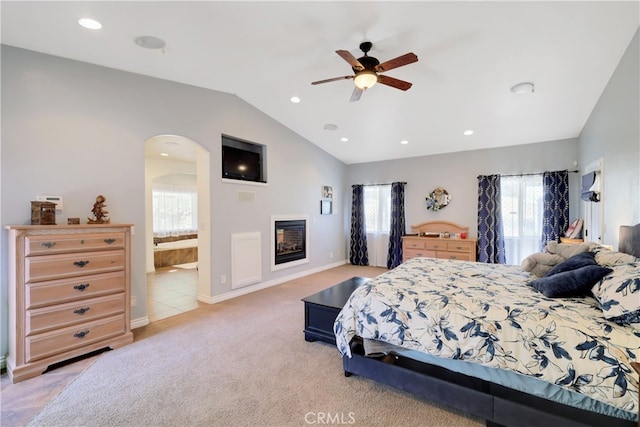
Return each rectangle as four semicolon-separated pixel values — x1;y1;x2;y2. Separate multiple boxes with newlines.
529;265;612;298
545;251;596;277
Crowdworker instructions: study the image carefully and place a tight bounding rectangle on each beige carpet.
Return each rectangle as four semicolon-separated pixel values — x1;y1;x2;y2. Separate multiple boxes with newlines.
27;265;484;427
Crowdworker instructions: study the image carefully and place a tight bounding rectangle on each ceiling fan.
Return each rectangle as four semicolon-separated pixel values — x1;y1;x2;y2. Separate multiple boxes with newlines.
311;41;418;102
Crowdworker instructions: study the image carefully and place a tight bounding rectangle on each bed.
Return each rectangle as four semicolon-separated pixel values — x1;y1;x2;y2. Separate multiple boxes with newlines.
335;223;640;427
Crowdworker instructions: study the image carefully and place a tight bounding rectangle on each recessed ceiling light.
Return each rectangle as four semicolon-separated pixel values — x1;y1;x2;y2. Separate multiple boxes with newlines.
324;124;338;131
160;152;169;157
134;35;166;50
464;130;474;136
78;18;102;30
400;140;409;145
510;82;535;94
290;96;301;103
341;137;348;142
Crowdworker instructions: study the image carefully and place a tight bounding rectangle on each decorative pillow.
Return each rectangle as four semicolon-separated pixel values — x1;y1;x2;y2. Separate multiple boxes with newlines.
545;241;592;258
593;248;639;267
544;252;597;277
521;252;565;277
529;265;613;298
591;262;640;320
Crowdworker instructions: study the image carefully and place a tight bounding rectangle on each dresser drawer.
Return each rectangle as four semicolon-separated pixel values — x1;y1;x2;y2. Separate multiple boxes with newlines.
26;293;125;336
25;233;125;256
403;248;436;260
424;240;447;250
25;250;125;283
446;241;474;252
26;314;126;363
26;271;125;309
439;251;475;261
403;239;426;250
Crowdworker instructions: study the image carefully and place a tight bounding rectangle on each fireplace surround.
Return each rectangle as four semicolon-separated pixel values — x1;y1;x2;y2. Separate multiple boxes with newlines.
271;215;309;271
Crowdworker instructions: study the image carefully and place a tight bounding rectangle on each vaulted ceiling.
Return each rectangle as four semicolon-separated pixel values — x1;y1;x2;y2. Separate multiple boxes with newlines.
2;1;638;164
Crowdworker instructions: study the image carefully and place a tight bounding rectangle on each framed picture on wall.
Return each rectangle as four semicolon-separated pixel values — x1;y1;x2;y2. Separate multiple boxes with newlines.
322;185;333;199
320;199;332;215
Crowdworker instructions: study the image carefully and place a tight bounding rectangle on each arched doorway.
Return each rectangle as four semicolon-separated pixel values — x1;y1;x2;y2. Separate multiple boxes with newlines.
144;134;211;322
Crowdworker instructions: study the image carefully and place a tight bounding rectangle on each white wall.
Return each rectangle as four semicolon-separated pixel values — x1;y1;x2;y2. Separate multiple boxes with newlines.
1;46;347;359
346;138;581;240
579;29;640;249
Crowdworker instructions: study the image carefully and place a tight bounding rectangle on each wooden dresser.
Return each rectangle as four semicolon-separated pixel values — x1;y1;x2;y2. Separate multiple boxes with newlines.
402;221;477;263
5;224;134;383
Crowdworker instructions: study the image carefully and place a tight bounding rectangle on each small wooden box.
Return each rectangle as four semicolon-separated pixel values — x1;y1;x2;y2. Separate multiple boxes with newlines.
30;201;57;225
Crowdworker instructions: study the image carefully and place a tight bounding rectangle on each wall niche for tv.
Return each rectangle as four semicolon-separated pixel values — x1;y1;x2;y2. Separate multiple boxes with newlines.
221;134;267;184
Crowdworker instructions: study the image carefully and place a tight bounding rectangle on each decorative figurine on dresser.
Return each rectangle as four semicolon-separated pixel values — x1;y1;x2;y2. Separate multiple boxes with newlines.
88;194;110;224
4;223;134;382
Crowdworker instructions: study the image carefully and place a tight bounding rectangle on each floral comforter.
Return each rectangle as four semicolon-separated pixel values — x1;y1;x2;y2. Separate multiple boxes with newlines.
334;257;640;416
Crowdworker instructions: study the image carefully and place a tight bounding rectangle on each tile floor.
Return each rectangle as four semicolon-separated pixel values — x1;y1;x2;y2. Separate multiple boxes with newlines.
147;263;199;322
1;265;198;426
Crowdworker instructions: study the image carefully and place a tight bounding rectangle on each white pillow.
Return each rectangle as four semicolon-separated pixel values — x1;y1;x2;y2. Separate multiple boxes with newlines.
594;248;639;267
591;262;640;321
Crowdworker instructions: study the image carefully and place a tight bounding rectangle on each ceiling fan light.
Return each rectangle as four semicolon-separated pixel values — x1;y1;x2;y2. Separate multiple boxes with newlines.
354;70;378;89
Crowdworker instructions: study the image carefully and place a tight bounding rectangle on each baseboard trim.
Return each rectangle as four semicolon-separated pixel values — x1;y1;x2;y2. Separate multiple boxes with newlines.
131;315;150;330
198;260;347;304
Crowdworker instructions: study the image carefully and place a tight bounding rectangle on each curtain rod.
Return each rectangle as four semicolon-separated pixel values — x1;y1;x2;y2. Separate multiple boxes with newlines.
478;169;579;179
353;182;407;187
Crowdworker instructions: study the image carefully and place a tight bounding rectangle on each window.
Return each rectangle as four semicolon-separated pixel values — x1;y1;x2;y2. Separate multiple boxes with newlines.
364;185;391;266
501;175;543;265
152;183;198;237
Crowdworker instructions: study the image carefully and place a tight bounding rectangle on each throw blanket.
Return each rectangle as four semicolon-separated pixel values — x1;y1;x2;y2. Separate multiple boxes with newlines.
334;257;640;416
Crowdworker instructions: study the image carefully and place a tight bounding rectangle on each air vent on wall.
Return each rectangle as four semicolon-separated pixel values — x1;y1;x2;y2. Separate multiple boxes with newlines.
237;191;256;202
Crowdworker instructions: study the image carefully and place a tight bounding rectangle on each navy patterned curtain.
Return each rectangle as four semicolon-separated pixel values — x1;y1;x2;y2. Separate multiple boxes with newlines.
349;185;369;266
477;175;506;263
386;182;406;269
541;170;569;250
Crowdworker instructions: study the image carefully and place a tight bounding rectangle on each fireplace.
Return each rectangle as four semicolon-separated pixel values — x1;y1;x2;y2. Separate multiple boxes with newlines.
271;215;309;271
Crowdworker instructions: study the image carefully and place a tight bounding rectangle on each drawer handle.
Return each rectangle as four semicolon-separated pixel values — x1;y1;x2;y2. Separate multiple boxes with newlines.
40;242;57;248
73;330;90;339
73;307;90;315
73;260;90;268
104;238;116;244
450;256;458;259
73;283;90;291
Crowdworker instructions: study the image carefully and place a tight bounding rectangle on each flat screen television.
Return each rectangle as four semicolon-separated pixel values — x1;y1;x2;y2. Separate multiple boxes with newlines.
222;145;263;182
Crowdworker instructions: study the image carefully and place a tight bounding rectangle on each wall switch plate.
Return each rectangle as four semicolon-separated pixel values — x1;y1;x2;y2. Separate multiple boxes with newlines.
36;195;63;210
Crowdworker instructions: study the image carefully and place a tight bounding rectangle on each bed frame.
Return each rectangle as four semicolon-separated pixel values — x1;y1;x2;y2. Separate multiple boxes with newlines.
343;224;640;427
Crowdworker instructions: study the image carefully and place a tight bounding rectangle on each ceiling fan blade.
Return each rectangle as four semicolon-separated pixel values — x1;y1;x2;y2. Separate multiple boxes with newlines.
311;75;354;85
378;75;413;91
336;50;364;71
349;87;364;103
375;52;418;73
